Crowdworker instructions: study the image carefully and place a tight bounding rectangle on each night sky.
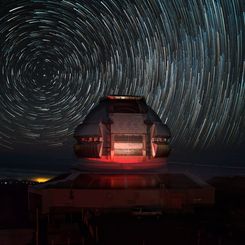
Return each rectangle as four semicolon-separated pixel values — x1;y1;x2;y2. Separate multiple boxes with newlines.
0;0;244;176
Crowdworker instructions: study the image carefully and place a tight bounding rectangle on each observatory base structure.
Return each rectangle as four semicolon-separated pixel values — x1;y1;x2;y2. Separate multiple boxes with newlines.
30;172;214;214
29;96;214;216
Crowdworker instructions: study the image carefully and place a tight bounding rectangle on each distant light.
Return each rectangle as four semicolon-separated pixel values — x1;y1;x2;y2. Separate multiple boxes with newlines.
32;177;51;183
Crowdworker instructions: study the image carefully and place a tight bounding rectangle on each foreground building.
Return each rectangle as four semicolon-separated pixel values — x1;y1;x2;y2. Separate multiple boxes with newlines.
32;172;214;213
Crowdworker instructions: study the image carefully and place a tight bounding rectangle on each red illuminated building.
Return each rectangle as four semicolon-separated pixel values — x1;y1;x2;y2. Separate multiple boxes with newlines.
74;95;171;170
29;96;214;244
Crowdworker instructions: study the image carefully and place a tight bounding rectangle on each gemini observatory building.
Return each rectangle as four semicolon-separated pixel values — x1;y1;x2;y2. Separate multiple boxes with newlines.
73;95;171;171
30;95;214;218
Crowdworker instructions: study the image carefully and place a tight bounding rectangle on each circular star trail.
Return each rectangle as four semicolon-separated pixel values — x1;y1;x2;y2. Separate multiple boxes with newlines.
0;0;244;151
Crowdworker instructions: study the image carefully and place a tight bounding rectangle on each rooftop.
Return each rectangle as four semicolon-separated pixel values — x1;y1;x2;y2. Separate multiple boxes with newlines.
34;172;209;190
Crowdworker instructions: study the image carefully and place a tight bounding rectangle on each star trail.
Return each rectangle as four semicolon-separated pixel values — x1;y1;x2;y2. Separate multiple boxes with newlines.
0;0;244;153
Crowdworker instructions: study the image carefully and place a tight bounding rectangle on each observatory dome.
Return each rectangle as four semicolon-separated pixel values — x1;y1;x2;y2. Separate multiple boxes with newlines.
74;96;171;168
